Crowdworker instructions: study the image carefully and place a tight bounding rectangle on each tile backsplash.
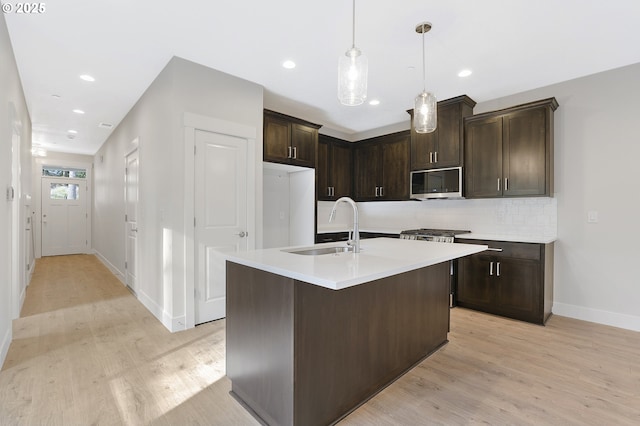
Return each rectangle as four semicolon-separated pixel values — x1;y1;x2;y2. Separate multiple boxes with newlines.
319;197;557;239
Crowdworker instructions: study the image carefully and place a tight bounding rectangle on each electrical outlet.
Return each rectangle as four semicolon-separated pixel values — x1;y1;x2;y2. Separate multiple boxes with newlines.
587;210;599;223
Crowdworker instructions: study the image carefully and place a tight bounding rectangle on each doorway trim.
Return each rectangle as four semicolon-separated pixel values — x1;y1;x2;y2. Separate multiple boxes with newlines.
183;112;256;329
124;138;140;295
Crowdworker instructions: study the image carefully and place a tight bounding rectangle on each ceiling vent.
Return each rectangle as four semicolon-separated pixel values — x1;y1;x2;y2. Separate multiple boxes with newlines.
98;122;113;129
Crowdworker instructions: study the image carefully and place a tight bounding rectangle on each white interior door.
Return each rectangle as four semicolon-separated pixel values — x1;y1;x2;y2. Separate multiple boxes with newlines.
41;177;87;256
125;149;139;293
194;129;248;324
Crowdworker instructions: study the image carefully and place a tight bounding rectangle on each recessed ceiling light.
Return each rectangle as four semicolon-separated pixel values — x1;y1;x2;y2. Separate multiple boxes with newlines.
369;99;380;106
73;109;85;114
282;60;296;69
98;122;114;129
80;74;95;82
68;129;78;134
458;69;472;77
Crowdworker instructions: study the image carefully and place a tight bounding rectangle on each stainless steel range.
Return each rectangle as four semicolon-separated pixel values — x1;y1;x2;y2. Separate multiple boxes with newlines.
400;228;471;243
400;228;471;307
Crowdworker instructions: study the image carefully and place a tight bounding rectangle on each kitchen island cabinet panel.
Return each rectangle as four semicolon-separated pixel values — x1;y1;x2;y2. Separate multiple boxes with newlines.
227;260;450;426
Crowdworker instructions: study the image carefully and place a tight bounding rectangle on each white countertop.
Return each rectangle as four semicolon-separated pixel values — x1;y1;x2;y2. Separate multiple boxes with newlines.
225;238;487;290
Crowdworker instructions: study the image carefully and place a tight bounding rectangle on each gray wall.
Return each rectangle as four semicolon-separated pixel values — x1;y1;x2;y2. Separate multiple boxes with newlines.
93;56;263;331
0;13;32;367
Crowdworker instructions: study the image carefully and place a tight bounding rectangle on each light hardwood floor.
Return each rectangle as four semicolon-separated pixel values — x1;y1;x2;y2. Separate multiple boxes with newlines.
1;255;639;425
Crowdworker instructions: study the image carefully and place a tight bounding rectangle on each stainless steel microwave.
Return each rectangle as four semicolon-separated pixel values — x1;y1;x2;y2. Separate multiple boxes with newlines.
410;166;463;200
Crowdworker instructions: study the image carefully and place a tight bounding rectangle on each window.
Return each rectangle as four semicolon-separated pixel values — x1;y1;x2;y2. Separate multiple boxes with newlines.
50;183;80;200
43;166;87;179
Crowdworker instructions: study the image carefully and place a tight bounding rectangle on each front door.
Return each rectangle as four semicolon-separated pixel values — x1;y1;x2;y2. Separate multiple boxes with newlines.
125;149;139;293
194;129;249;324
41;177;88;256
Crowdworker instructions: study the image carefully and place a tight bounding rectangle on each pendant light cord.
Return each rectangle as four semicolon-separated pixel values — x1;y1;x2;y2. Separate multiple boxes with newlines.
352;0;356;49
421;24;426;91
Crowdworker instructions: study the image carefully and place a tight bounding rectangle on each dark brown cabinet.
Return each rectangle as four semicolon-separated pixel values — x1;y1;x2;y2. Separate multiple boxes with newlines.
317;135;352;200
353;131;410;201
409;95;476;171
263;109;321;168
464;98;558;198
456;239;554;324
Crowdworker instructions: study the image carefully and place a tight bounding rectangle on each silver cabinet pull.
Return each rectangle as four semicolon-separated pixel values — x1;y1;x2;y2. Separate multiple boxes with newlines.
429;152;433;163
497;178;501;191
434;151;438;163
236;231;247;238
379;187;384;197
288;146;292;159
505;178;509;191
131;228;138;232
496;261;501;277
489;261;494;276
486;247;503;252
292;146;297;159
375;187;379;197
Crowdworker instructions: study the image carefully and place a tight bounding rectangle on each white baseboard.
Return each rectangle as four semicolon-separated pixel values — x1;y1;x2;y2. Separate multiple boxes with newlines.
136;289;185;333
94;250;125;285
0;324;11;369
553;302;640;332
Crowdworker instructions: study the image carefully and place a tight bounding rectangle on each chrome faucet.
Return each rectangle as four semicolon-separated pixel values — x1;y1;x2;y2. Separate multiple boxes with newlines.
329;196;360;253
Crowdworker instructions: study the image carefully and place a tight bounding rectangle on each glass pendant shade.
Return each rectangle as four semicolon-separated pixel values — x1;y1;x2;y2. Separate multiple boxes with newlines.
414;90;437;133
338;47;368;106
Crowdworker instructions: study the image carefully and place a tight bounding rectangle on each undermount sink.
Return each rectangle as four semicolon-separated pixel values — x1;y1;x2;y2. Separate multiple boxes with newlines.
285;246;355;256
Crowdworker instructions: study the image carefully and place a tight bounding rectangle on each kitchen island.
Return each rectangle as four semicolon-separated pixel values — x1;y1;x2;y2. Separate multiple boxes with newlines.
225;238;486;426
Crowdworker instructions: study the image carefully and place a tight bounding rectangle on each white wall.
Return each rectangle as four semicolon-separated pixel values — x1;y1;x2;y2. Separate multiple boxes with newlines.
0;13;32;368
93;56;263;332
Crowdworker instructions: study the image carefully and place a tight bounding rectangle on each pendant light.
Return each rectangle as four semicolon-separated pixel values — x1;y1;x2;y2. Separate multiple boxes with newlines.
414;22;437;133
338;0;368;106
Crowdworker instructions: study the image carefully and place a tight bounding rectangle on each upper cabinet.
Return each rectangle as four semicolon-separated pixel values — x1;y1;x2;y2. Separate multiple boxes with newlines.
464;98;558;198
409;95;476;171
263;109;321;168
317;135;353;201
353;131;410;201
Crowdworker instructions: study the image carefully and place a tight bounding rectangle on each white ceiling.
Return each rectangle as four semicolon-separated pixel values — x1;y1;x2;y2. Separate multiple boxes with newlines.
5;0;640;155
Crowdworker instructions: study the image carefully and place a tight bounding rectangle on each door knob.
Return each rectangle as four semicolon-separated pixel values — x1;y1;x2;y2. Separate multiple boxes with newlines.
236;231;247;238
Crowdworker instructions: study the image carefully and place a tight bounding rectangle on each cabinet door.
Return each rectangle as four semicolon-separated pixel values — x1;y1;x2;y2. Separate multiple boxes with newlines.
464;116;503;198
380;136;410;200
494;257;541;322
331;143;352;199
457;254;493;308
434;103;463;168
317;140;331;199
290;123;317;168
353;144;380;200
503;108;548;196
264;115;291;163
410;128;437;170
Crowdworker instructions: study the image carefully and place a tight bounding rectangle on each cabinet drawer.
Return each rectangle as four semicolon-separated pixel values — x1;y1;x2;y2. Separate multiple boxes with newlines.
457;239;541;261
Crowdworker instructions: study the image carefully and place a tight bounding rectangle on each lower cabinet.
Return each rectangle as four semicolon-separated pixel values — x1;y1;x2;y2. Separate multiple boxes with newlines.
456;239;553;324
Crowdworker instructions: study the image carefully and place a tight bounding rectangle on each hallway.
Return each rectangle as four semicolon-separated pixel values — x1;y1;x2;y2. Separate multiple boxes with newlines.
0;255;257;425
